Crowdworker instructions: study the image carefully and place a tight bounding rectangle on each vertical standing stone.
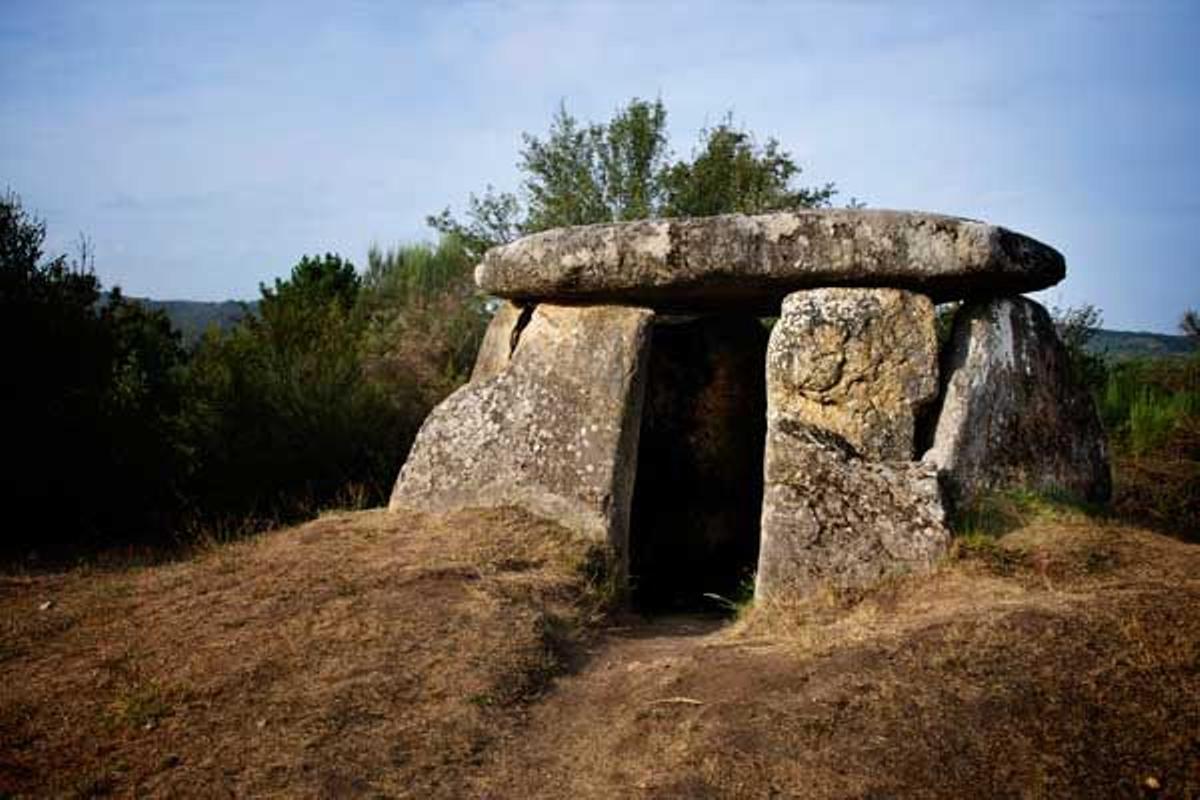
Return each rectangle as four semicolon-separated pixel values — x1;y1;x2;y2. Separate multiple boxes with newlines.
390;304;654;562
923;296;1111;509
764;288;939;460
756;288;948;599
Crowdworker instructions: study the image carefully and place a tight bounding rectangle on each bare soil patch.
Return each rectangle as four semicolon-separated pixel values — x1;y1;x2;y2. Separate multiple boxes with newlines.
2;505;1198;798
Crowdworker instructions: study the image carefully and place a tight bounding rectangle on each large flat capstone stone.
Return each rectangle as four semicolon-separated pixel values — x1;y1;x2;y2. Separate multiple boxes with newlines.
767;287;939;461
923;296;1112;509
476;209;1065;312
389;303;653;553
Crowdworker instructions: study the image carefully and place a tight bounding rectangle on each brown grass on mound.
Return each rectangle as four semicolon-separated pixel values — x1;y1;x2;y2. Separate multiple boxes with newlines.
472;508;1200;799
3;503;1198;799
0;508;611;798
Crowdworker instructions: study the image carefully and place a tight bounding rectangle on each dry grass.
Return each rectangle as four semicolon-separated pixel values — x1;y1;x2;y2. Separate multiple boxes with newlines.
474;505;1200;799
2;503;1198;798
0;507;609;797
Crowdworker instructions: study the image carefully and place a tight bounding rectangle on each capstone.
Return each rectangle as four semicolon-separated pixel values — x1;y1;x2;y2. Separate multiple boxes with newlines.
477;209;1066;313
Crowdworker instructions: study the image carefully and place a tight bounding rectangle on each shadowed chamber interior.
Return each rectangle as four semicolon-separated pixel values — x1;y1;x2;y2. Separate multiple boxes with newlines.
629;315;769;612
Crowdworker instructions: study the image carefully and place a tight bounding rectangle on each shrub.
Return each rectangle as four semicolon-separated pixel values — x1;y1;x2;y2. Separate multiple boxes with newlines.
1100;353;1200;540
176;254;417;527
1;191;188;555
358;235;489;411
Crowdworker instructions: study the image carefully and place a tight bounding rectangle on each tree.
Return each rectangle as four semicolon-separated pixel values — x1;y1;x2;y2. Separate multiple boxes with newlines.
661;117;836;217
1;190;187;553
429;98;838;257
1181;308;1200;343
426;187;523;261
1051;302;1107;391
599;98;670;221
359;235;489;410
260;252;360;315
180;251;400;518
247;252;363;365
519;103;611;231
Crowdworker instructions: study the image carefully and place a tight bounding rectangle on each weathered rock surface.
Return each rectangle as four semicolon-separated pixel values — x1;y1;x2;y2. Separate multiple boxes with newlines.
756;421;949;598
469;301;524;383
477;209;1066;312
923;296;1112;509
757;288;949;598
768;288;939;461
389;304;653;555
628;315;768;609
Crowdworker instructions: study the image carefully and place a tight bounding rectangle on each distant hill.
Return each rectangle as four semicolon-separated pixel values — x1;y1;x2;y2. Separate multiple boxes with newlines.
131;297;258;342
1087;328;1195;361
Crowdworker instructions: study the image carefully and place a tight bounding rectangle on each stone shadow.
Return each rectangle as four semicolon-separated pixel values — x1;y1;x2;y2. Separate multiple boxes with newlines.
628;316;768;612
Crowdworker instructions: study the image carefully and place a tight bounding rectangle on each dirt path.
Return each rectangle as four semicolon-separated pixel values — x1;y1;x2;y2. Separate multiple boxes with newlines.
473;613;772;797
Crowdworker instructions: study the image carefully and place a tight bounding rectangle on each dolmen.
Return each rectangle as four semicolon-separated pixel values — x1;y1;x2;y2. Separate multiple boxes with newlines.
390;209;1111;602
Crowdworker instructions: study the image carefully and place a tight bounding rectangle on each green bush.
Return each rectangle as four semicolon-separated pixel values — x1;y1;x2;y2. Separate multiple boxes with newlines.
1100;356;1200;452
1099;353;1200;540
1128;388;1198;454
176;253;422;526
1;196;488;559
1;191;190;555
358;235;489;410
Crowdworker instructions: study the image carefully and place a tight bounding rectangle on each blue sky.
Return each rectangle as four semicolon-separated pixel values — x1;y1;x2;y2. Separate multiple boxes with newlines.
2;1;1197;332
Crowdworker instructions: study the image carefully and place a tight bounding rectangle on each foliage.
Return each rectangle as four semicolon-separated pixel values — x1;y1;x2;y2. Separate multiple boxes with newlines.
1099;351;1200;540
359;235;489;410
178;253;412;525
1099;355;1200;454
261;252;359;315
2;184;487;558
660;116;836;217
1127;390;1197;454
1181;308;1200;342
519;102;618;231
426;187;523;262
1;190;187;553
598;98;671;221
1050;302;1108;392
430;98;838;257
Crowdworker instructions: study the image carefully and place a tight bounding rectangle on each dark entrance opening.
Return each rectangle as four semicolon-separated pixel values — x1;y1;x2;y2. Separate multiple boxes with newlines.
629;315;769;613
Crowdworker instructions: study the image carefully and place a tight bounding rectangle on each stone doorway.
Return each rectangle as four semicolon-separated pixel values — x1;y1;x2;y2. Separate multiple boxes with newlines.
628;316;769;612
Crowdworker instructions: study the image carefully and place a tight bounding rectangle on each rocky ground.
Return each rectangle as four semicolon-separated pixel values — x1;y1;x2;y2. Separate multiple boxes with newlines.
2;503;1198;798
